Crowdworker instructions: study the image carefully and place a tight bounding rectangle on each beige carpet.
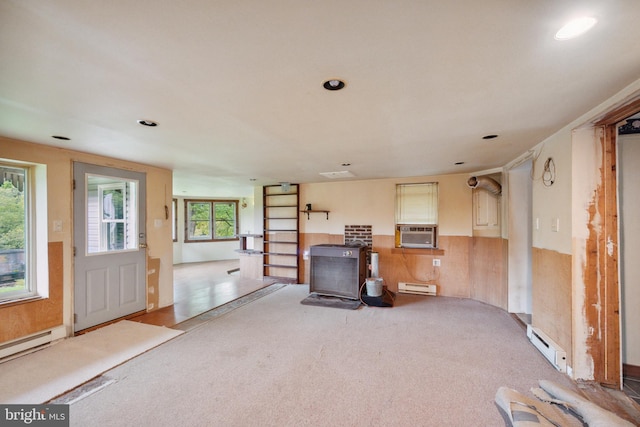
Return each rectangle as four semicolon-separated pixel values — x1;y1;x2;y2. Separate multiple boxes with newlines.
0;320;183;404
69;285;578;426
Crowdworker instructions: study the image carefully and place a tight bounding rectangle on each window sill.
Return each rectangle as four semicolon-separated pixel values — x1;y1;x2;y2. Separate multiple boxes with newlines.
391;247;445;256
184;238;239;243
0;295;45;308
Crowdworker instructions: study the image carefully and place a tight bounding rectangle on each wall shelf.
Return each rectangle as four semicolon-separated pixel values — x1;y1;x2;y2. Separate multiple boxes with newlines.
301;210;330;220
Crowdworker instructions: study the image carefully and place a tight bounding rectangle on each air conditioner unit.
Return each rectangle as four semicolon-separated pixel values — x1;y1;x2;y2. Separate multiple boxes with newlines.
398;225;437;248
526;325;567;373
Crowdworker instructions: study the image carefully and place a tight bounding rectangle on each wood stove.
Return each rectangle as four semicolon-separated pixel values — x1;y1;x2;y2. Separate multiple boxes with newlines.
309;244;367;300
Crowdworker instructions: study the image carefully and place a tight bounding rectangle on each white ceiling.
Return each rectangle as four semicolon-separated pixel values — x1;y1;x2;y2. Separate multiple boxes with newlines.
1;1;639;197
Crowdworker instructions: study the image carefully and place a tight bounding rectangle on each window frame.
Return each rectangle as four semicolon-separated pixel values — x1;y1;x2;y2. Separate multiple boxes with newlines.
395;182;439;248
172;198;177;242
86;175;139;254
0;160;48;304
184;199;238;243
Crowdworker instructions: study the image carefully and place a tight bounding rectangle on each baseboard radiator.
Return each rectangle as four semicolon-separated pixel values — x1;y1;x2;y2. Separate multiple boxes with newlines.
526;325;567;373
0;327;65;361
398;282;437;296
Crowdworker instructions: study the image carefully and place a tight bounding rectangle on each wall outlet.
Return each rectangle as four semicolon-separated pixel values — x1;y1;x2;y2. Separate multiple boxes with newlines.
433;259;441;267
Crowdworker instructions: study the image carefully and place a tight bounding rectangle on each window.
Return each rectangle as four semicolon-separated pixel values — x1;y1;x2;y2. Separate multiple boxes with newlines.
172;199;177;242
184;199;238;242
395;183;439;248
86;175;138;253
0;161;48;303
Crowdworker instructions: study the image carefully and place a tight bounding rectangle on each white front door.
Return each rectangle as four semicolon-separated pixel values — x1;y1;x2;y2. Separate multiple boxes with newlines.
73;162;147;332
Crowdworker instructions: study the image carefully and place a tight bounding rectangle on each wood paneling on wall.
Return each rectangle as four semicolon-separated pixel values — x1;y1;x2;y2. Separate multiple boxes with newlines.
299;233;344;284
532;246;572;364
0;242;63;343
469;237;508;310
300;234;473;298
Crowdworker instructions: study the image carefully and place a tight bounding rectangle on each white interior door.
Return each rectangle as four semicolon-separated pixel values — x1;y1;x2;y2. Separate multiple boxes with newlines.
73;162;147;331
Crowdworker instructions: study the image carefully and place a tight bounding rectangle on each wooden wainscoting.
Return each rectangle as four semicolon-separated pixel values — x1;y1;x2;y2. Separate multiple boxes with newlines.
0;242;64;343
469;236;508;310
532;246;572;367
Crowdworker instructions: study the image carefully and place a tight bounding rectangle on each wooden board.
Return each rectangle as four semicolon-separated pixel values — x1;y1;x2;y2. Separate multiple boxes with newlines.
0;242;64;343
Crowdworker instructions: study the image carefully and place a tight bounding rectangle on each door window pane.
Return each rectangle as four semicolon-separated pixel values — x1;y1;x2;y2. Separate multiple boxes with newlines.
87;175;138;254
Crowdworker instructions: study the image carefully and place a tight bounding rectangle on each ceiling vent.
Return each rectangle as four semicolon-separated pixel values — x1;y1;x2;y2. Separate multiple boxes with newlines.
319;171;355;179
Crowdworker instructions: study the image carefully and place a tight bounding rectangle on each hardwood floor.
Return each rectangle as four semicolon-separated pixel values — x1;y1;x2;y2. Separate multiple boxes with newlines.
131;260;277;328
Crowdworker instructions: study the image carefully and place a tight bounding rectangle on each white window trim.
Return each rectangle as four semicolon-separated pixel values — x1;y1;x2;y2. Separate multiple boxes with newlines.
0;160;48;303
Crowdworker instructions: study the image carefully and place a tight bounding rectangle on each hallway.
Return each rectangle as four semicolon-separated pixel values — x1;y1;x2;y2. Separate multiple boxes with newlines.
131;260;277;328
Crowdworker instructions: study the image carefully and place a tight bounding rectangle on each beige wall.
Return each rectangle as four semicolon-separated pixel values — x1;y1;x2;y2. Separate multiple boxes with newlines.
299;173;473;236
0;136;173;341
298;174;507;305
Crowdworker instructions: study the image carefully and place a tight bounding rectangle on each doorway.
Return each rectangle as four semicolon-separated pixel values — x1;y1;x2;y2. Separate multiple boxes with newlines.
507;159;533;322
73;162;147;332
617;116;640;386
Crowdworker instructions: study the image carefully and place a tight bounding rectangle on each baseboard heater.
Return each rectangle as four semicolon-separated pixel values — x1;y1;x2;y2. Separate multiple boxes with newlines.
398;282;437;296
526;325;567;373
0;326;65;361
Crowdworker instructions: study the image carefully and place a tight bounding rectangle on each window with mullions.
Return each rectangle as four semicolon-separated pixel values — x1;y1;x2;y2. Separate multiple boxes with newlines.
0;166;28;301
185;200;238;242
86;176;138;253
0;162;48;303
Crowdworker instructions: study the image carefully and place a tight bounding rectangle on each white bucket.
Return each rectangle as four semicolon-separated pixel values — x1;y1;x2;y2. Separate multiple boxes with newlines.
365;278;384;297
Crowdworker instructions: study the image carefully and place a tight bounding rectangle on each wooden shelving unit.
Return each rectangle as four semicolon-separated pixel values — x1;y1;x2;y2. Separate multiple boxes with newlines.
263;184;299;283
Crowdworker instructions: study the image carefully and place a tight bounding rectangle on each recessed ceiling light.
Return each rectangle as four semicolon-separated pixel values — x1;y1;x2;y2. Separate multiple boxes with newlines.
482;134;498;140
323;79;345;91
555;17;597;40
137;119;158;127
51;135;70;141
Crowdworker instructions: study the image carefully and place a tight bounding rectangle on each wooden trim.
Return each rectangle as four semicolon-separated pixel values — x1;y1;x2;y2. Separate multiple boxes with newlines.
390;248;445;255
600;125;621;386
593;96;640;126
623;364;640;379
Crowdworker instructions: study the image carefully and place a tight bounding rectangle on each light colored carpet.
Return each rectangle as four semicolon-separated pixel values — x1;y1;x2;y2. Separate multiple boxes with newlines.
0;320;183;404
70;285;576;426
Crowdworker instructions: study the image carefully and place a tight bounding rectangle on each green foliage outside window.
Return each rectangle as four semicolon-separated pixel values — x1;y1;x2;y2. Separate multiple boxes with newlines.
214;202;235;238
0;180;25;250
186;200;237;242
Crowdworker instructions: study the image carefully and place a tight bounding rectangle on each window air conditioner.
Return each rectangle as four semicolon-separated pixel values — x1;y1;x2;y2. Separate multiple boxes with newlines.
398;225;437;248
